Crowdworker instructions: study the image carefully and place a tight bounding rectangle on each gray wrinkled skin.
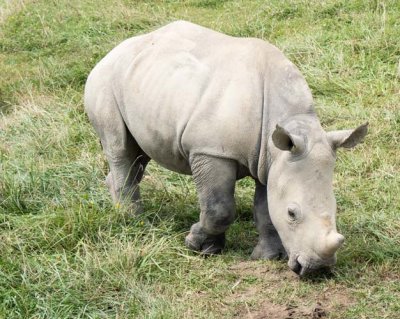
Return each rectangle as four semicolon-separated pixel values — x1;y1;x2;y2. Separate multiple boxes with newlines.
84;21;368;276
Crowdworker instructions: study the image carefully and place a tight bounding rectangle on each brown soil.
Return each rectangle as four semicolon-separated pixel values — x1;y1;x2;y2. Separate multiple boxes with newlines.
225;261;354;319
245;300;327;319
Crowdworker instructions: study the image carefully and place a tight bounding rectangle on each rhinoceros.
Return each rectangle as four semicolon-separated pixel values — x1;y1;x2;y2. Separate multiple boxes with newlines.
84;21;367;276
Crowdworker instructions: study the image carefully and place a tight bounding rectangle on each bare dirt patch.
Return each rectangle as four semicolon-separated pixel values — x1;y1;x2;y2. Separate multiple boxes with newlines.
246;300;327;319
226;261;354;319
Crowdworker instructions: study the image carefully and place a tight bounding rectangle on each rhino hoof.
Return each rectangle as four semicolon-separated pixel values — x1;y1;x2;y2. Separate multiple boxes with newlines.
185;230;225;255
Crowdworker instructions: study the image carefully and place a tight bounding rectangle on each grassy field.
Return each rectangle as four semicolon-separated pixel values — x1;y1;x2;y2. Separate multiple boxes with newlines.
1;0;399;318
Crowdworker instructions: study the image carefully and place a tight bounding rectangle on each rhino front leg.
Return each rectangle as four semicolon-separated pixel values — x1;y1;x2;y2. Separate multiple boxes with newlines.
251;180;287;260
185;155;237;255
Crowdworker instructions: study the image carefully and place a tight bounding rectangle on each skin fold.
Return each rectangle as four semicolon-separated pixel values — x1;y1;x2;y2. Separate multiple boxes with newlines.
84;21;368;275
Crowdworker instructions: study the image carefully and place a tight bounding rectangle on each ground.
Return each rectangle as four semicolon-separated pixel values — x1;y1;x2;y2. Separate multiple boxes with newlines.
0;0;399;318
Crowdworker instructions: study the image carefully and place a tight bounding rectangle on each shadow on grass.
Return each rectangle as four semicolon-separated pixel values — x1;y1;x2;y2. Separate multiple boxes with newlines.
299;267;337;283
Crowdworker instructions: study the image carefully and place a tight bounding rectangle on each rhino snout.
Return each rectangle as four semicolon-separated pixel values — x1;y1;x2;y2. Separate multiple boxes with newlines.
288;232;344;276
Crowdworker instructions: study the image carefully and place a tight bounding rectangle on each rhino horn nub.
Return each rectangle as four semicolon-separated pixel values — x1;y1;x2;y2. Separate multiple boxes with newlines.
325;232;345;256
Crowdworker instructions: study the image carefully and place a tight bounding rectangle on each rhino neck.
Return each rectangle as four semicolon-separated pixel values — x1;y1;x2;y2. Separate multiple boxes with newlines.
255;58;317;184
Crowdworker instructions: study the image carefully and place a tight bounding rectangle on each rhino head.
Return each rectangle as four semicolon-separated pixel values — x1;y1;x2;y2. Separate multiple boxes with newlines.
267;115;368;275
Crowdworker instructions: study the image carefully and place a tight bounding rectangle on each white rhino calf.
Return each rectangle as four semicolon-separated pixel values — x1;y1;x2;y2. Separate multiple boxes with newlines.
85;21;367;276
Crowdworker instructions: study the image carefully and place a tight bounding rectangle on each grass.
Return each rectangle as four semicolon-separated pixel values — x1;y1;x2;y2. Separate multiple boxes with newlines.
0;0;399;318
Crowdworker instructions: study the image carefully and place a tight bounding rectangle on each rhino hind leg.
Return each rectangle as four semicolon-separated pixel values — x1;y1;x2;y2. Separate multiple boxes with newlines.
103;127;150;213
251;180;287;260
105;148;150;213
185;155;237;255
85;88;149;213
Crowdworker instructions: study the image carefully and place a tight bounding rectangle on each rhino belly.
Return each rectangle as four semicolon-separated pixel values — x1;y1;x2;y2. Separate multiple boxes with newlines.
127;119;191;175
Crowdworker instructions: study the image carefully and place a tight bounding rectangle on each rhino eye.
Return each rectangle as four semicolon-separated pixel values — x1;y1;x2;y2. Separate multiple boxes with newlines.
288;208;297;220
287;204;301;222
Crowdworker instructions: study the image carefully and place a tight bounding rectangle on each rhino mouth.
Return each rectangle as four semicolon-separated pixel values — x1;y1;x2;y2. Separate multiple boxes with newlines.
288;254;336;277
289;257;311;276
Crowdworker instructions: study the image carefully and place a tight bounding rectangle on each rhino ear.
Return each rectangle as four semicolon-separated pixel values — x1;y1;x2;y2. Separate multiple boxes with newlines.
272;124;305;153
327;122;368;150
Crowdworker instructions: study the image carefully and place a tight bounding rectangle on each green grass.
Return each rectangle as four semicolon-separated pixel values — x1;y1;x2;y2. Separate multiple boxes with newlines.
1;0;399;318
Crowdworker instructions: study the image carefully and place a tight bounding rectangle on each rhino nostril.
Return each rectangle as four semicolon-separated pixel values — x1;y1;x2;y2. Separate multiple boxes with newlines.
291;260;302;275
